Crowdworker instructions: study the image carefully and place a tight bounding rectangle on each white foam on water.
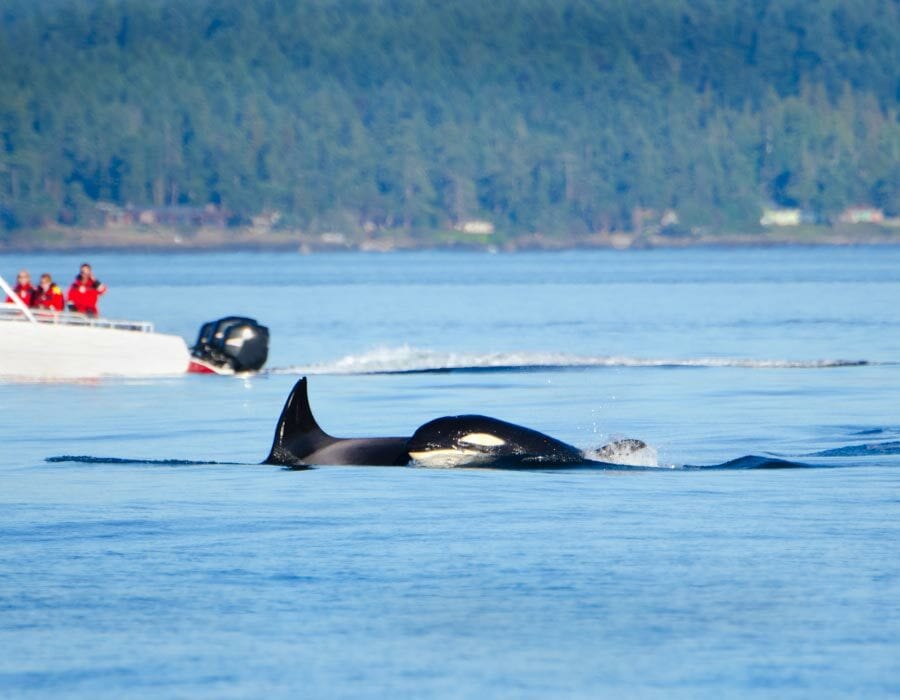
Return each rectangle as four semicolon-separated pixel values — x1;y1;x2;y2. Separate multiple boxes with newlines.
586;441;661;468
270;345;871;375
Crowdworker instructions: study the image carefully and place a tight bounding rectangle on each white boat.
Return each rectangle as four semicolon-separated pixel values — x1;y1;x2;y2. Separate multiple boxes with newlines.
1;273;190;379
0;305;191;380
0;275;268;380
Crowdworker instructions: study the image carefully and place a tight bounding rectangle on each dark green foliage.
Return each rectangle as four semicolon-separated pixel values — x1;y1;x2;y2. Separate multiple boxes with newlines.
0;0;898;235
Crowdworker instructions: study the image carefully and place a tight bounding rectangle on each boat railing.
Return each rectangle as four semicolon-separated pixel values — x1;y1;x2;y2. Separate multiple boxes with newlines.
0;303;154;333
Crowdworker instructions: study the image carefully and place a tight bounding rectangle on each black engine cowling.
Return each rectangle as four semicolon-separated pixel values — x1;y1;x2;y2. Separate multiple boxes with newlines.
191;316;269;372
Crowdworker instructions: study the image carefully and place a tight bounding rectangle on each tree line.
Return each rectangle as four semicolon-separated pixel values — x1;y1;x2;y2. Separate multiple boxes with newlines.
1;0;898;238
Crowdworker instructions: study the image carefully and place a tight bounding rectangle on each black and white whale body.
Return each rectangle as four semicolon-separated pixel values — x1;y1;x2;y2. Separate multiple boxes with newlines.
407;415;588;468
262;377;808;469
264;377;654;468
264;377;409;467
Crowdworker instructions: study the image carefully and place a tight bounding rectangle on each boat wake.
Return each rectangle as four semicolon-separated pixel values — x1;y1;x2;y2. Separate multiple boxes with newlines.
270;346;872;376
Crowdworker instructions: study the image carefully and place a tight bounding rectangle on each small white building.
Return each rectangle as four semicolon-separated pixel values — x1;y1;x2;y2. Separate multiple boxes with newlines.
760;208;802;226
320;232;348;245
458;220;495;235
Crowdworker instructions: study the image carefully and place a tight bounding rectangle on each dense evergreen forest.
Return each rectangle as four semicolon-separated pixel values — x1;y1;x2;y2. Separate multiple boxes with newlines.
1;0;898;238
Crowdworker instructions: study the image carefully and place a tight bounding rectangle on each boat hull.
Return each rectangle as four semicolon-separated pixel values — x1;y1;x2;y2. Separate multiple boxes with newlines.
187;357;235;375
0;321;190;380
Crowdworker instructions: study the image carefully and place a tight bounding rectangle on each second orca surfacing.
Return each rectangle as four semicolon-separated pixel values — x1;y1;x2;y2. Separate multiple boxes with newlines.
263;377;652;469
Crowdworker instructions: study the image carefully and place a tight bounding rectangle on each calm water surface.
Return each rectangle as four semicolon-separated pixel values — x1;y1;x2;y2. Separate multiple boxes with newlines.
2;248;899;697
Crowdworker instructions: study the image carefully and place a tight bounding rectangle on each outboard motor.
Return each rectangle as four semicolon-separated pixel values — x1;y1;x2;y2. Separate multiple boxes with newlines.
190;316;269;373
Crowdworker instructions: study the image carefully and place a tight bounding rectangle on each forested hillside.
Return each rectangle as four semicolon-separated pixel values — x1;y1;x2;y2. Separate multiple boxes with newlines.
1;0;898;238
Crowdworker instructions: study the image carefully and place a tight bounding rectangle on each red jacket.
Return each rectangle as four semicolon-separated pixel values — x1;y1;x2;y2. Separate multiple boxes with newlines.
5;283;34;307
33;283;65;311
67;276;107;315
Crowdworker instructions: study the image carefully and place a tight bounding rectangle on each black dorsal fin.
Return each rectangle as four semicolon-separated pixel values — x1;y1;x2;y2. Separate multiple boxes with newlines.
264;377;333;465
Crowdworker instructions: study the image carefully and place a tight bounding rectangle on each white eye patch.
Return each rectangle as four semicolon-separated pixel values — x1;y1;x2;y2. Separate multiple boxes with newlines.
458;433;506;447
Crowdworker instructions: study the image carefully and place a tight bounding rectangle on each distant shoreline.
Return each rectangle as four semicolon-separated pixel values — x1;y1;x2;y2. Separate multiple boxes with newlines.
2;224;899;254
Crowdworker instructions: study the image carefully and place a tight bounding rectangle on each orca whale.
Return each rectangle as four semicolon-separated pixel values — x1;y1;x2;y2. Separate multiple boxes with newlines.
406;415;585;468
264;377;409;467
264;377;654;468
407;417;656;468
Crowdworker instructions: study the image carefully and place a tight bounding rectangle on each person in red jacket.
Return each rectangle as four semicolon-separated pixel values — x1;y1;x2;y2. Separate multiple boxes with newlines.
32;273;65;312
5;269;35;306
67;263;107;316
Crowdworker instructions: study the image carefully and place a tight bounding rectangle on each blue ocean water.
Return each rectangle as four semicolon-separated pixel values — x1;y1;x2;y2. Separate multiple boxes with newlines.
2;248;899;697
